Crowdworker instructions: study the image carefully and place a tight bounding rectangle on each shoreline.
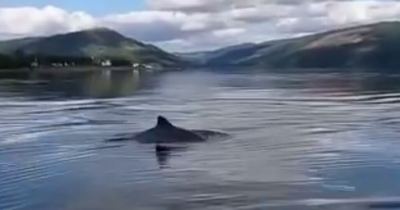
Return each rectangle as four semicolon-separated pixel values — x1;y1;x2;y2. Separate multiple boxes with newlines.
0;66;164;73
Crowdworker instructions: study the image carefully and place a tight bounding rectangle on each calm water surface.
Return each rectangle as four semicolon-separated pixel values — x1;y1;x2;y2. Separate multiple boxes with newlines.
2;69;400;210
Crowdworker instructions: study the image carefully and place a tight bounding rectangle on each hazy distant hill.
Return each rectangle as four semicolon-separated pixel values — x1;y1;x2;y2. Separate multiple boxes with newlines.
0;28;183;67
175;43;258;66
0;37;42;54
193;21;400;69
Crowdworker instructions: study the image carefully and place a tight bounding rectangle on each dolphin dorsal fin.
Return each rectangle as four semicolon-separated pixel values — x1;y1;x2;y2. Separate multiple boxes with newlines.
156;116;174;128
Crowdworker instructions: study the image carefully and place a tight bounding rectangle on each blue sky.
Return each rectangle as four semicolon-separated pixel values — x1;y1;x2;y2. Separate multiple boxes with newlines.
0;0;145;16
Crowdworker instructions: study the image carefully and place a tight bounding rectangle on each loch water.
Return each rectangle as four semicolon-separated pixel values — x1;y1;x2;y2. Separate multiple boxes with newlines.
2;69;400;209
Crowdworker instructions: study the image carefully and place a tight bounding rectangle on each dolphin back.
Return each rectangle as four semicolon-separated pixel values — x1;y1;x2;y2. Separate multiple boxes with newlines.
105;116;230;144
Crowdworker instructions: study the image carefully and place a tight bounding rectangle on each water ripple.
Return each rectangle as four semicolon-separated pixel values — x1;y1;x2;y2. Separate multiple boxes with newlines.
1;70;400;209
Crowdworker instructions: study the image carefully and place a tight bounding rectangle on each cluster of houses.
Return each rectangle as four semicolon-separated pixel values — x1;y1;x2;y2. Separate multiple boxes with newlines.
101;60;160;70
30;57;160;71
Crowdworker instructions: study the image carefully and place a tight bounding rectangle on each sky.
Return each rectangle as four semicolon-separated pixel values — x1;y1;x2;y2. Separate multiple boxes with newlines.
1;0;400;52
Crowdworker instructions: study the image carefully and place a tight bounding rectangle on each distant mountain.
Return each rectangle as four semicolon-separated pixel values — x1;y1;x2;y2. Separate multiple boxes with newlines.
197;21;400;69
0;28;183;67
174;51;212;64
0;37;42;53
175;43;259;66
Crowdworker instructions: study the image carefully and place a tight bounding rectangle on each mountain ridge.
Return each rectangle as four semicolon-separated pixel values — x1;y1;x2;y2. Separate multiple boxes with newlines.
182;21;400;70
0;28;183;67
3;22;400;70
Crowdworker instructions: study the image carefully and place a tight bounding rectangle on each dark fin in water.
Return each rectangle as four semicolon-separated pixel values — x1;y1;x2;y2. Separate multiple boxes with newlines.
157;116;174;128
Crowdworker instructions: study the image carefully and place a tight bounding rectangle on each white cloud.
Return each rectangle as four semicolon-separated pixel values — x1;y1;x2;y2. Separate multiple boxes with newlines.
0;6;97;36
147;0;237;13
2;1;400;52
213;28;245;38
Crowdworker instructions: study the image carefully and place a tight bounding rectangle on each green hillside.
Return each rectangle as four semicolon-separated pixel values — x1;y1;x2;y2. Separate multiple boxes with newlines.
0;28;183;67
197;21;400;70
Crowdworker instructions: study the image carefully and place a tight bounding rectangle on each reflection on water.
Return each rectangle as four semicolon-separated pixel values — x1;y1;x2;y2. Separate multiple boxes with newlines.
2;69;400;209
82;69;142;98
155;144;189;169
0;69;147;100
